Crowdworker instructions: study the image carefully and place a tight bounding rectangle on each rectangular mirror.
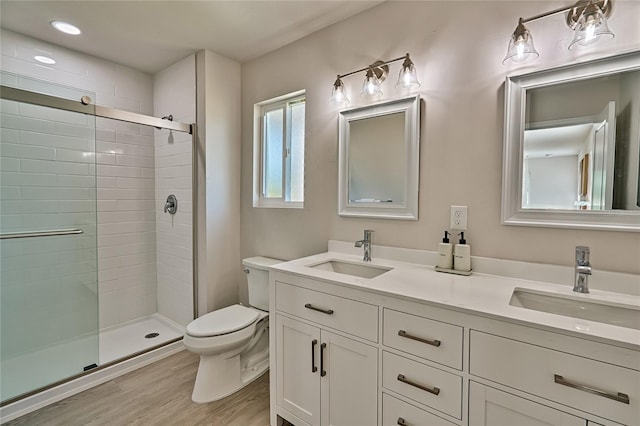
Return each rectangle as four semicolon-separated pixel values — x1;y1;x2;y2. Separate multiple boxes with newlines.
338;95;420;220
502;51;640;231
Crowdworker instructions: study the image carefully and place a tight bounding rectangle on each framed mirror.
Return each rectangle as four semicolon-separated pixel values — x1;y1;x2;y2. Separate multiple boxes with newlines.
338;95;420;220
502;51;640;231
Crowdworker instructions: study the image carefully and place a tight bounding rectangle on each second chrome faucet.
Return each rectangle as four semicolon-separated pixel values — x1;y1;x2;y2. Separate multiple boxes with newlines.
573;246;592;293
355;230;373;262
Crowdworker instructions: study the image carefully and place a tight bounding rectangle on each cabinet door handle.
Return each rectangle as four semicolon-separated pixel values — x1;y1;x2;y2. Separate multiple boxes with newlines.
320;343;327;377
311;339;318;373
397;374;440;396
397;417;407;426
305;303;334;315
554;374;630;405
398;330;441;347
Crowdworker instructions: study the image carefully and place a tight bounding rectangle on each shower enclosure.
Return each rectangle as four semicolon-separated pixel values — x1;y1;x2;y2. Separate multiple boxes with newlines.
0;72;196;405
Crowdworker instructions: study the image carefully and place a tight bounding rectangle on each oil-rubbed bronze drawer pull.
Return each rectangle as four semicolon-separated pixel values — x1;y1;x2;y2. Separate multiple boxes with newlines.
397;374;440;396
398;330;441;347
305;303;334;315
397;417;407;426
554;374;630;405
311;339;318;373
320;343;327;377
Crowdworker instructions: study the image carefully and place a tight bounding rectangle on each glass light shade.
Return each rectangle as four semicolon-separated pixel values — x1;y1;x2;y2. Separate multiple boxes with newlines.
361;68;382;98
568;5;614;51
503;22;539;64
396;61;421;89
330;77;349;105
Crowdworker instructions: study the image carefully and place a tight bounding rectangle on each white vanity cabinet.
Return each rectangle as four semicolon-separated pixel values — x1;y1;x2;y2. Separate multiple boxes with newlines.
274;281;378;426
270;262;639;426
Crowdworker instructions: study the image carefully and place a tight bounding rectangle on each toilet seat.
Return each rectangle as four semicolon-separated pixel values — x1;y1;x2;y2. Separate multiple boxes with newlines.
186;304;260;337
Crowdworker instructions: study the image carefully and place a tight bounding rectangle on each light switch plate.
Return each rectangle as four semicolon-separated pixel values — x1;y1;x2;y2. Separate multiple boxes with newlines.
450;206;467;230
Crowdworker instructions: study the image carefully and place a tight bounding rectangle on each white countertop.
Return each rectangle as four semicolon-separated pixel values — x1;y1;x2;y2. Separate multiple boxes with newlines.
271;249;640;350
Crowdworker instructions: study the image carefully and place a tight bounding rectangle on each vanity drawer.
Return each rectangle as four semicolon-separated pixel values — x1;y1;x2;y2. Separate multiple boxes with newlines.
275;281;378;342
383;308;463;370
470;331;640;425
382;351;462;420
383;393;456;426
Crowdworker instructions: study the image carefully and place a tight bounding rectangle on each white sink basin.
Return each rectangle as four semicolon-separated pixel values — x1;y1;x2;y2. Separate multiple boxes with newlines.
509;288;640;330
309;260;392;279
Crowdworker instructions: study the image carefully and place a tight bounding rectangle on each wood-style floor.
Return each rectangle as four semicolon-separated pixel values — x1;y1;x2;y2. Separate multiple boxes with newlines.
6;350;270;426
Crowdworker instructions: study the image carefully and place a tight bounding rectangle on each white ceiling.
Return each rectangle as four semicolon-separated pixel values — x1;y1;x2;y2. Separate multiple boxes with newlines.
0;1;383;74
524;124;594;158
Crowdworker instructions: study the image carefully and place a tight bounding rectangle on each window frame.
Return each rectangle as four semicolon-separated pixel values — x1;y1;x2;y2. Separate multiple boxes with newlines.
253;90;305;208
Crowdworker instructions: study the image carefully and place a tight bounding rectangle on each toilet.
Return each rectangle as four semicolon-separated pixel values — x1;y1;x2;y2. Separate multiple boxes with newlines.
183;256;281;403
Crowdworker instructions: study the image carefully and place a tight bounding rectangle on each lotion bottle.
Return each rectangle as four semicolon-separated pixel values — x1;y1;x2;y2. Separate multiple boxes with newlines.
436;231;453;269
453;232;472;272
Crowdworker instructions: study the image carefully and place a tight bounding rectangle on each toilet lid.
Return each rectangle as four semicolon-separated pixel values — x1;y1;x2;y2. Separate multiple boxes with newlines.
186;304;260;337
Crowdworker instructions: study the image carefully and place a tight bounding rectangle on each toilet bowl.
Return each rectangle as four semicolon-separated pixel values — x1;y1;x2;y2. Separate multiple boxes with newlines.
183;256;280;403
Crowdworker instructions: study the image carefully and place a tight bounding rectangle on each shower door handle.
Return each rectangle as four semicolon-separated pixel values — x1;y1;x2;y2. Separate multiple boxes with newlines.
0;228;83;240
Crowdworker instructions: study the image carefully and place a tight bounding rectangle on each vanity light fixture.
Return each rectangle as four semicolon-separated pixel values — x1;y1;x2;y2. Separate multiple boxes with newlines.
330;53;420;105
50;20;82;35
503;0;614;64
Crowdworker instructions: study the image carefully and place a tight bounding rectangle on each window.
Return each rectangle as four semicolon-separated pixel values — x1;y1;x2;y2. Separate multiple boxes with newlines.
253;91;305;208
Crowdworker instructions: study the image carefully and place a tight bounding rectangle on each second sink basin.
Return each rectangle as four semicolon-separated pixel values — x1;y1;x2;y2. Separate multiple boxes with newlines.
510;288;640;330
309;260;392;279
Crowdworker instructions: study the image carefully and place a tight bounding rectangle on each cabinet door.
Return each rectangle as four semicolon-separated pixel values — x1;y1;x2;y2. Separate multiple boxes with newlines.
469;382;585;426
276;315;321;426
320;330;378;426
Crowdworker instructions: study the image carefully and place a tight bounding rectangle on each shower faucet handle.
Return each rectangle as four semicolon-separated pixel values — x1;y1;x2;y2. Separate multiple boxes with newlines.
164;194;178;214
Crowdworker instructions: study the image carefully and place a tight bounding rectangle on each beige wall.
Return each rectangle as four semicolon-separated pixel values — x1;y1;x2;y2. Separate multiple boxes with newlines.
196;50;242;315
240;1;640;285
154;54;196;326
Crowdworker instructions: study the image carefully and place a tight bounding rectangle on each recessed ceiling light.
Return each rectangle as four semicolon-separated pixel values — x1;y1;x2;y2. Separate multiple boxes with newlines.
34;55;56;65
50;20;81;35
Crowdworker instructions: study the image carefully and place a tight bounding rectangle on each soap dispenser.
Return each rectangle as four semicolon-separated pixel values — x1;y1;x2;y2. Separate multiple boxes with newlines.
453;232;471;272
436;231;453;269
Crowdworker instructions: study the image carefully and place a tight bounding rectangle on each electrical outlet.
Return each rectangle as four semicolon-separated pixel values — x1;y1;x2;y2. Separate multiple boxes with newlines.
450;206;468;230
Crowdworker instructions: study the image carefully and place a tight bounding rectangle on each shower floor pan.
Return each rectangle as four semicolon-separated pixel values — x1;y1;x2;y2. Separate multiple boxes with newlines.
1;314;183;403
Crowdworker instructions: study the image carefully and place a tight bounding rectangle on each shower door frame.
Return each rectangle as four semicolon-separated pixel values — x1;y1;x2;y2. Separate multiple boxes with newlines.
0;84;199;405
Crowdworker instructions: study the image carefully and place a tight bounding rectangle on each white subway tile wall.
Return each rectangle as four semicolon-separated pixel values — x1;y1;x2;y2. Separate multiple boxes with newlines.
1;30;194;335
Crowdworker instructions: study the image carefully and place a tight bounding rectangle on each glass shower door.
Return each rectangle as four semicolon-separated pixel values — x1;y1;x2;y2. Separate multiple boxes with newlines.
0;73;99;402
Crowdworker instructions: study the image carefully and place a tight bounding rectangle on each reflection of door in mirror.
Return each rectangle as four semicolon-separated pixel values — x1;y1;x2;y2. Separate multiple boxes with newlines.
348;112;406;204
579;154;589;210
591;101;616;210
522;70;640;212
523;101;615;211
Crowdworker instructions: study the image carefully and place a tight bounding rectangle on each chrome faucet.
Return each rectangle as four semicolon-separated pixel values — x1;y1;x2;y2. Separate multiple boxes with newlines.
354;230;373;262
573;246;591;294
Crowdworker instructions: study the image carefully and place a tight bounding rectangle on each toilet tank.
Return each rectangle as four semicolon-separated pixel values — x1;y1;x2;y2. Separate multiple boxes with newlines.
242;256;281;311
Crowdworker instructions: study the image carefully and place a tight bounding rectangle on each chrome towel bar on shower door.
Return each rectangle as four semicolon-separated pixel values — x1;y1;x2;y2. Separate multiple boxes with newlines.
0;228;84;240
